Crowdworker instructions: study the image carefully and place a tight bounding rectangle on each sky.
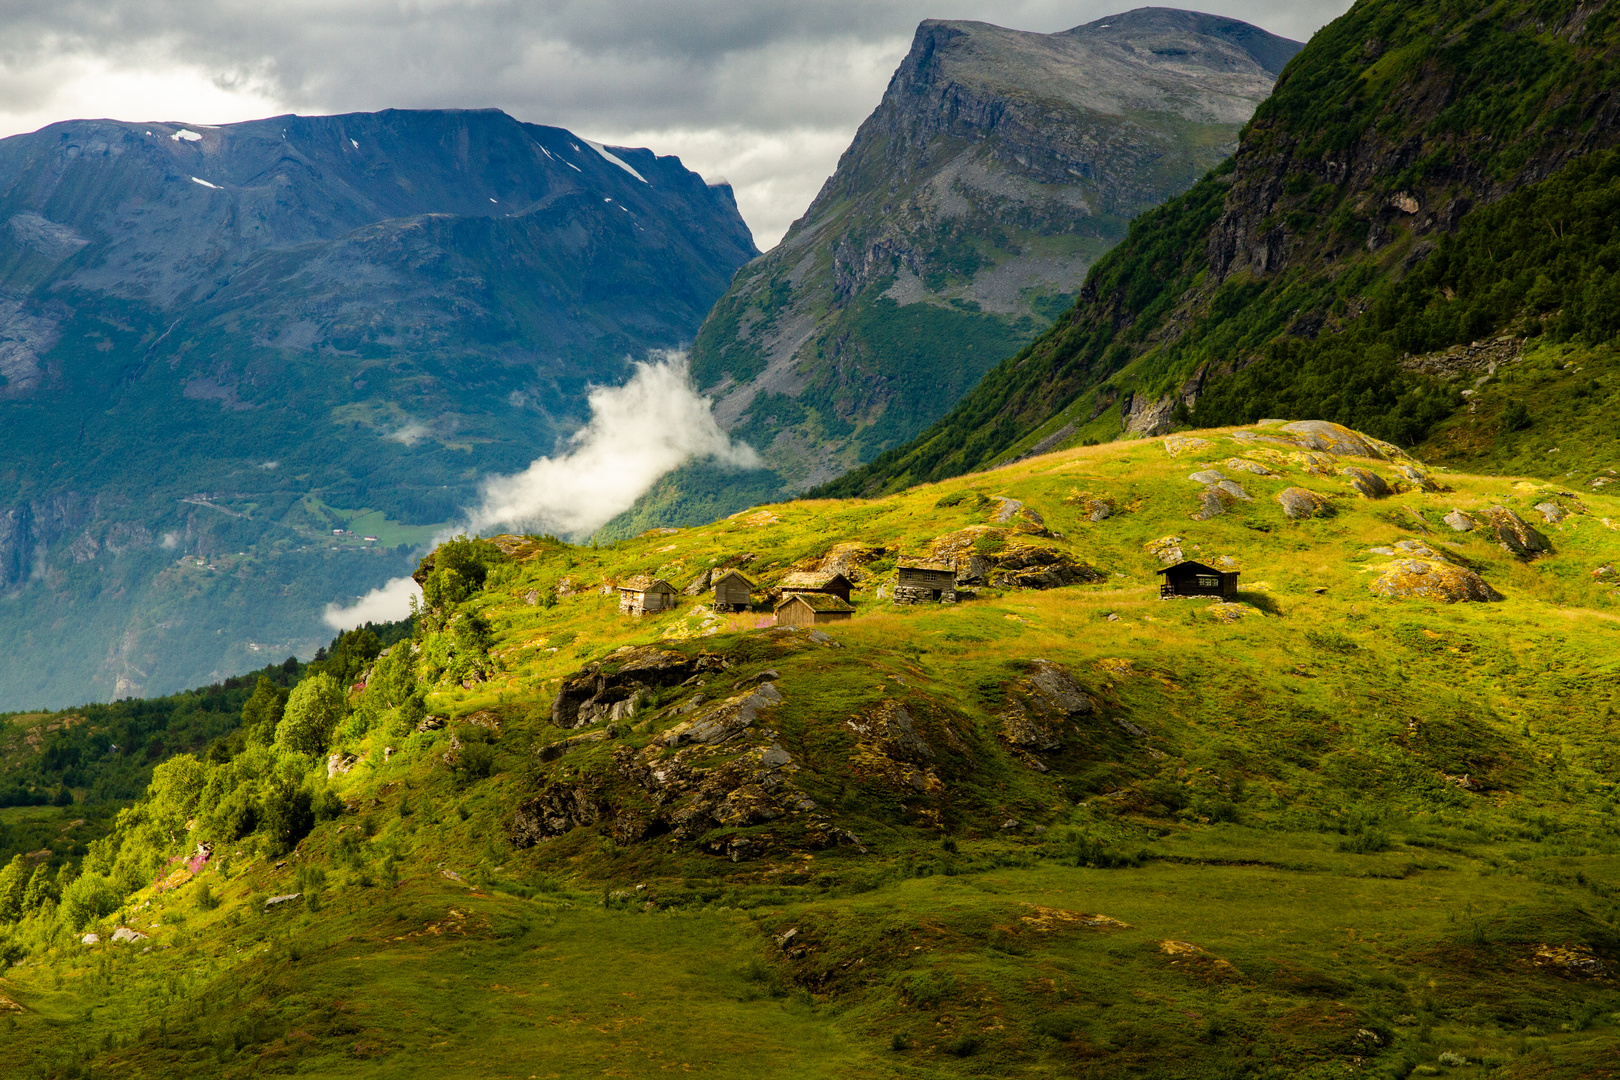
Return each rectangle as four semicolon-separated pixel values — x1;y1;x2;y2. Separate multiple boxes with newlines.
0;1;1354;249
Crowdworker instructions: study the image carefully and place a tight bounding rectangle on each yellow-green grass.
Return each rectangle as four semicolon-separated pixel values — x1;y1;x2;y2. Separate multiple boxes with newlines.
5;425;1620;1079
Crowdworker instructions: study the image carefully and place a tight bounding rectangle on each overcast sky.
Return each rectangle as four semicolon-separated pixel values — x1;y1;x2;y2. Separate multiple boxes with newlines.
0;1;1354;248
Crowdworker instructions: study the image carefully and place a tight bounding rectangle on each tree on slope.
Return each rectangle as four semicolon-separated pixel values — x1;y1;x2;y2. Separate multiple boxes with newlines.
276;674;347;758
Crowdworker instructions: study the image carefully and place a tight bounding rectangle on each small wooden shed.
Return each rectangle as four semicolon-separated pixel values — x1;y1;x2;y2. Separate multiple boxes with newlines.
895;559;957;604
712;569;755;612
779;571;854;604
618;575;678;615
1157;560;1239;599
774;592;854;627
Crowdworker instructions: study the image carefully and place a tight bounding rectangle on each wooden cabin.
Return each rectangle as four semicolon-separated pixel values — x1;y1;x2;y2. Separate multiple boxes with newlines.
774;592;854;627
711;569;755;612
1157;560;1239;600
617;575;678;615
894;559;957;604
779;571;854;604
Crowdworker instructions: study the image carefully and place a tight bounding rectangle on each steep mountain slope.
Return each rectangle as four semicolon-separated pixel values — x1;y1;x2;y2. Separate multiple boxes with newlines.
3;425;1619;1077
817;0;1620;501
598;9;1298;537
0;109;756;709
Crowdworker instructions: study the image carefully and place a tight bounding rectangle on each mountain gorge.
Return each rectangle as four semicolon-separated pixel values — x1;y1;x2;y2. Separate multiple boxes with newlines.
599;8;1300;536
821;0;1620;499
0;109;756;708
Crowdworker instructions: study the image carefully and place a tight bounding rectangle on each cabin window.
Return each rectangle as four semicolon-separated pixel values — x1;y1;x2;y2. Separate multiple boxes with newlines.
1196;575;1220;588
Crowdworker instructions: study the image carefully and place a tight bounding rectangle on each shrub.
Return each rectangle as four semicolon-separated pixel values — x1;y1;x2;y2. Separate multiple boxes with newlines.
197;881;221;911
59;873;120;930
1338;828;1392;854
276;674;347;757
261;780;314;855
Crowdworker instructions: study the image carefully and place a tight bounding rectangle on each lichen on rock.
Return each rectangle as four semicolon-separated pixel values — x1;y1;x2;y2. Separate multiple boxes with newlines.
1163;435;1213;457
1340;466;1392;498
1275;487;1331;519
1369;558;1503;602
1146;535;1185;564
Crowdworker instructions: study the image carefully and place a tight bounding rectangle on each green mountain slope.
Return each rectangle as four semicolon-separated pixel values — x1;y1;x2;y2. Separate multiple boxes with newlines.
0;109;757;709
3;425;1619;1077
816;0;1620;501
597;8;1299;538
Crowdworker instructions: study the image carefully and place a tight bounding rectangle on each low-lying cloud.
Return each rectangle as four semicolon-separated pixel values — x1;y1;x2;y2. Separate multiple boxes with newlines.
323;574;422;632
464;352;759;538
322;353;756;630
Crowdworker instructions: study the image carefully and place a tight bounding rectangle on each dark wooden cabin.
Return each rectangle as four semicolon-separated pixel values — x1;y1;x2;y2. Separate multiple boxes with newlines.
895;559;957;604
774;592;854;627
1156;560;1239;599
779;571;853;604
711;569;755;612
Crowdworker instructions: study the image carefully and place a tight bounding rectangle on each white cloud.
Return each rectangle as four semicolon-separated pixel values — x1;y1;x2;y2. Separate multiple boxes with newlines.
463;352;758;538
160;531;179;550
323;574;422;630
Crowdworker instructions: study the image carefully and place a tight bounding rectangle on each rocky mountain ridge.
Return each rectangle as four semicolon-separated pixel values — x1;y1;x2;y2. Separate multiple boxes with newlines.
0;108;756;708
597;8;1299;537
818;0;1620;499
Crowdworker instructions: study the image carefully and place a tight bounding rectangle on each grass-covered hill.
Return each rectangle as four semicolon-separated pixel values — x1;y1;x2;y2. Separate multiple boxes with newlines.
817;0;1620;501
2;422;1619;1078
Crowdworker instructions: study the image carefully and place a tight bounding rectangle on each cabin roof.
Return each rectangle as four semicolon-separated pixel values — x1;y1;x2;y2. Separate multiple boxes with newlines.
897;558;954;573
1154;560;1234;577
713;569;756;589
619;575;677;594
774;592;854;613
780;571;852;590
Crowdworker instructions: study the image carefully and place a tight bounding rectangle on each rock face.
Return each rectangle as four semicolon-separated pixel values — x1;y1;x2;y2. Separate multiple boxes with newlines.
1276;487;1331;519
1369;559;1503;603
999;660;1095;755
0;108;760;709
605;10;1299;526
1340;467;1392;498
551;647;726;729
1478;506;1551;556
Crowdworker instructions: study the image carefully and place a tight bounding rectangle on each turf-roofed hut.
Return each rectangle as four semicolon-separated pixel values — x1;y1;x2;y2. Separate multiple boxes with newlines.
779;571;854;604
1158;560;1239;600
895;559;957;604
774;592;855;627
711;569;755;612
617;575;678;615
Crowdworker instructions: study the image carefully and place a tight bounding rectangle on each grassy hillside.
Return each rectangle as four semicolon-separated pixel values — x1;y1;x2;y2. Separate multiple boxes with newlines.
817;0;1620;500
1;424;1618;1077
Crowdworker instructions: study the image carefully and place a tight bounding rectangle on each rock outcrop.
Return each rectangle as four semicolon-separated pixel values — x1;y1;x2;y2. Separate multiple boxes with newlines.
1340;466;1392;499
1477;506;1551;557
551;647;726;729
1276;487;1332;519
1369;559;1503;603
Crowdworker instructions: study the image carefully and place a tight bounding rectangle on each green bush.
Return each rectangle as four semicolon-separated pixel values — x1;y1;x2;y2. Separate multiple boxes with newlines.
59;873;120;930
261;780;314;855
276;674;348;757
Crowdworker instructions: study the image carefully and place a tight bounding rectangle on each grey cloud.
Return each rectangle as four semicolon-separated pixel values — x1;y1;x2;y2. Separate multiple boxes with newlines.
0;1;1354;244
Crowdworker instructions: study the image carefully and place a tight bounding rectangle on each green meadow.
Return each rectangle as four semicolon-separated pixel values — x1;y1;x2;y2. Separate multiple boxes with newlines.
3;425;1619;1079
